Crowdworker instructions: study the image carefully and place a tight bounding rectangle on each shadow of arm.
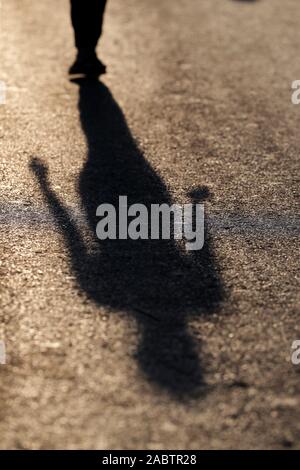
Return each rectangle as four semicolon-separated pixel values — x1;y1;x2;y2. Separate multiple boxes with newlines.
30;157;88;263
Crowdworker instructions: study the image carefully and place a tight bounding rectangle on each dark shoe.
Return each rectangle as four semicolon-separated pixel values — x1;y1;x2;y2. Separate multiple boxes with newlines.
69;50;106;76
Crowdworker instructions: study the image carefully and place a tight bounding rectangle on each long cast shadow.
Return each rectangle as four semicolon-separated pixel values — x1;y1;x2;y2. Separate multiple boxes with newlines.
30;79;224;398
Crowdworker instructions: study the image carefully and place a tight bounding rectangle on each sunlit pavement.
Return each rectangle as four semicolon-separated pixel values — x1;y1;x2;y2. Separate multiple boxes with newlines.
0;0;299;449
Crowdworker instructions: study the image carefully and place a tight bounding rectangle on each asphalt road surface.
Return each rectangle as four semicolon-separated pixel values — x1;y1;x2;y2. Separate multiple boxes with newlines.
0;0;300;450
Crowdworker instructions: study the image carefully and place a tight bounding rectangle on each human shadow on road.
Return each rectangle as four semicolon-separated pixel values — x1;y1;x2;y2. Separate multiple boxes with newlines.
30;79;224;398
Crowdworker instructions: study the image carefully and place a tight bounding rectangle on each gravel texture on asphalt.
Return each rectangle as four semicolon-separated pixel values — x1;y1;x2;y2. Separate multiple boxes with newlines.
0;0;299;449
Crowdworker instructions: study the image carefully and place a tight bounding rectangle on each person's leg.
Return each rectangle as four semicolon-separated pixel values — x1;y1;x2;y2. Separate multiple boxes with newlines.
71;0;107;51
69;0;107;75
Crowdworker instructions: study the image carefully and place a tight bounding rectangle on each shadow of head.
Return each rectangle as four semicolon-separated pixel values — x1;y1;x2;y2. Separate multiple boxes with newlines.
31;78;224;398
